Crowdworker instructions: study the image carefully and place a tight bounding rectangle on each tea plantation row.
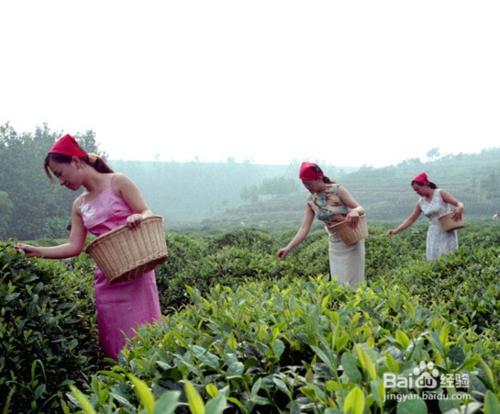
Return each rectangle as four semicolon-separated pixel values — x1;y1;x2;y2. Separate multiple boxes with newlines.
1;223;499;413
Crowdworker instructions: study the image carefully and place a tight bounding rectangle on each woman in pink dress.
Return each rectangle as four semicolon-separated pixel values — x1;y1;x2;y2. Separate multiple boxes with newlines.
17;134;162;359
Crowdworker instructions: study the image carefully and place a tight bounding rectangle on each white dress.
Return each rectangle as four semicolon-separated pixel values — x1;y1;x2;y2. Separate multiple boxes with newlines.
418;189;458;260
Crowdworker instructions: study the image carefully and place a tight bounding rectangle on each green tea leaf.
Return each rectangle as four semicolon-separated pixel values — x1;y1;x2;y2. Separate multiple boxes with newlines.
206;384;218;398
447;345;465;367
128;374;155;414
385;354;400;373
355;345;377;380
343;386;364;414
341;352;362;384
484;390;500;414
371;379;385;409
191;345;220;370
479;357;496;389
272;339;285;359
396;397;427;414
225;353;244;378
250;378;263;399
273;377;291;399
154;391;181;414
227;332;237;351
335;333;350;353
311;345;333;368
439;325;449;351
69;385;96;414
185;381;205;414
395;330;410;349
205;393;228;414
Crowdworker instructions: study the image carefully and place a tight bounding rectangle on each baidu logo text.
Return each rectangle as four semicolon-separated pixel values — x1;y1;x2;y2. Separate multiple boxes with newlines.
384;361;441;390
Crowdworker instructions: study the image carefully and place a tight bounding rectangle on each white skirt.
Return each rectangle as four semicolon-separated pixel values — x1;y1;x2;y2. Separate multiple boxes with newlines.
328;236;365;288
426;223;458;261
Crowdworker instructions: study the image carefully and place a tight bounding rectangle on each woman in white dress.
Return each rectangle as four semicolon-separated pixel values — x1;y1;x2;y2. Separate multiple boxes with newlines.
276;162;366;288
386;172;464;260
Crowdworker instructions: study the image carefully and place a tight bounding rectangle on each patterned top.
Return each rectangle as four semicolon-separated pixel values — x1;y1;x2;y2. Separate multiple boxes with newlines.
307;184;348;234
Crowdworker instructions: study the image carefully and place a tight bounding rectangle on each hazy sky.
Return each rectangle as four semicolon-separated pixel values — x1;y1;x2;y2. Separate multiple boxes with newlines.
1;1;499;167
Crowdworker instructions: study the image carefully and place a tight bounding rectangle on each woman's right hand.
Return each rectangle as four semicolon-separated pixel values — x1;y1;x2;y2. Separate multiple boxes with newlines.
276;247;291;260
15;243;40;257
386;229;397;237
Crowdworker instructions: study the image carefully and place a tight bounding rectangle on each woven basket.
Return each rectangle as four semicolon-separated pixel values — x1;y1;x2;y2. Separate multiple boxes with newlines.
329;215;368;245
85;215;167;283
438;211;464;231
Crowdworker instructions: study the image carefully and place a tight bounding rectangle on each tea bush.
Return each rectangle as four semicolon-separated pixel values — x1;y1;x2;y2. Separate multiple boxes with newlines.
69;274;499;413
154;222;498;314
155;233;208;311
375;245;500;338
67;234;499;413
3;221;499;413
0;242;100;413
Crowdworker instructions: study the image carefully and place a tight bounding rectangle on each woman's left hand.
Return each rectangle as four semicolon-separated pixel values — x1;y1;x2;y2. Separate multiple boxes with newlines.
452;205;464;221
126;213;144;229
346;210;360;228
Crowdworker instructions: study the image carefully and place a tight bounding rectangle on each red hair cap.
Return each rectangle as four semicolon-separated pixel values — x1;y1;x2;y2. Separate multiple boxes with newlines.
412;172;430;186
299;162;324;181
48;134;87;158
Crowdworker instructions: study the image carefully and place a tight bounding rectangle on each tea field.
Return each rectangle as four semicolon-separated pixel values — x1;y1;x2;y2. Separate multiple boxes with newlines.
1;222;499;413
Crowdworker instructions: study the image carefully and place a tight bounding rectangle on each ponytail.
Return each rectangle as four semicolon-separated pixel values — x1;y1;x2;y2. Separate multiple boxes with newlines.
85;153;114;173
322;175;336;184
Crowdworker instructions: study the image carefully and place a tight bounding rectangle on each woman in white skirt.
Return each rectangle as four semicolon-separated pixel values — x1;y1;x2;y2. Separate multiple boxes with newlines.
386;172;464;260
276;162;366;288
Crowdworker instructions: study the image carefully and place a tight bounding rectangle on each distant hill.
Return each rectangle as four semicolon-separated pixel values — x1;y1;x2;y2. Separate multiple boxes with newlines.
201;148;500;229
111;160;357;226
1;120;498;239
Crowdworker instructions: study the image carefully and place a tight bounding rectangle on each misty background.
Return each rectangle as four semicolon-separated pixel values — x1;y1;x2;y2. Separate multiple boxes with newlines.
1;1;499;168
1;125;499;240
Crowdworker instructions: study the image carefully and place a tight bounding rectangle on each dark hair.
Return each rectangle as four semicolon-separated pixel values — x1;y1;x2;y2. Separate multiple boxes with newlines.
411;179;437;189
44;153;114;179
313;164;335;184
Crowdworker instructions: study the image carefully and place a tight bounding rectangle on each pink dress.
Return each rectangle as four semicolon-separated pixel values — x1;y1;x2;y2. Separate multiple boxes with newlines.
80;184;162;359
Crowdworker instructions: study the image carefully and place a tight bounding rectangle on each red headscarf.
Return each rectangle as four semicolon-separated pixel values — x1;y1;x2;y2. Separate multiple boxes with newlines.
48;134;87;158
299;162;324;181
412;172;430;186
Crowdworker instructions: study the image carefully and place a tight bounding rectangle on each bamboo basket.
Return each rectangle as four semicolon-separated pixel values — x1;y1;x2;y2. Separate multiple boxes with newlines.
85;215;167;283
329;215;368;245
438;211;464;231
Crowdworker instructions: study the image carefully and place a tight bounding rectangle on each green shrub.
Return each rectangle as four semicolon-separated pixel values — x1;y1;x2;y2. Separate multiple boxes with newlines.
5;223;497;413
0;242;100;413
67;272;498;413
155;233;208;312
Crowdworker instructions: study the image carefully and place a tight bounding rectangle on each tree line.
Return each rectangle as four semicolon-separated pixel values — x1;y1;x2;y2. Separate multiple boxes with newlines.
1;123;499;239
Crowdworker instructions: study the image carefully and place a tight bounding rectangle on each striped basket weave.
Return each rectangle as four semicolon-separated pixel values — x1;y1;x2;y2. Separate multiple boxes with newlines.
85;215;167;283
438;211;464;231
329;215;369;246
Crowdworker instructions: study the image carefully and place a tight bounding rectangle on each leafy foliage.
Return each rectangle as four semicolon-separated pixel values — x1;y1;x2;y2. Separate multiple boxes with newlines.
1;222;499;412
0;191;14;238
69;267;499;412
0;124;103;239
65;223;499;413
0;242;100;413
